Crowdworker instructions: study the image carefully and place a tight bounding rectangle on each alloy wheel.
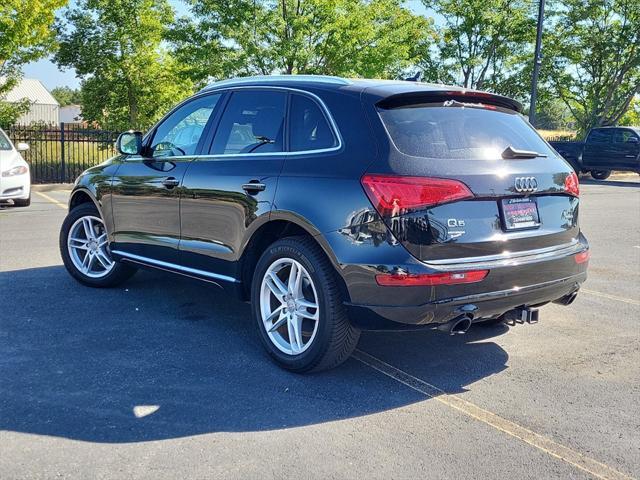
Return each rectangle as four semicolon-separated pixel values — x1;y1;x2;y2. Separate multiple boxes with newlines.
67;215;114;278
259;258;320;355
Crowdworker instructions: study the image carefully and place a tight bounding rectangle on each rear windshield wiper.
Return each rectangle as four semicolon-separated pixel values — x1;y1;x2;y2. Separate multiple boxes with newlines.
501;146;547;159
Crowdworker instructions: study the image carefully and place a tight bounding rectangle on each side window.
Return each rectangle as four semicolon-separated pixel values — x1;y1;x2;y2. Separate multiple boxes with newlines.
211;91;286;154
587;129;612;144
289;94;338;152
150;94;221;157
613;129;638;144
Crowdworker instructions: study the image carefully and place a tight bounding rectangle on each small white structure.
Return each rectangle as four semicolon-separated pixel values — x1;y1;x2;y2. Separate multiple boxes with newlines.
2;78;60;125
60;104;83;123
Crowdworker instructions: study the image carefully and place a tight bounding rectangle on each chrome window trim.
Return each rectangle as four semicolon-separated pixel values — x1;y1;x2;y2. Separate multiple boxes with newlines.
112;250;239;284
123;86;343;161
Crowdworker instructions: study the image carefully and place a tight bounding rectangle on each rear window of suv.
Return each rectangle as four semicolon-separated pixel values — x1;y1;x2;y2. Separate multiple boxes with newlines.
378;102;555;160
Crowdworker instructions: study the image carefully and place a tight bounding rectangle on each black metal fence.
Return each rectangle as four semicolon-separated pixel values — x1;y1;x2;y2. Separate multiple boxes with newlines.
3;123;118;183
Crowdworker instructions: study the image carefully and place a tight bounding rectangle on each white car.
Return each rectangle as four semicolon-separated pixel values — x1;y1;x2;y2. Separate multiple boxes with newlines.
0;128;30;207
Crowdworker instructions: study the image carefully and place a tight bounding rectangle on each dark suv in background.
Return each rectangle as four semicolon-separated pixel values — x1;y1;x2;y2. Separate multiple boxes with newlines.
60;75;589;372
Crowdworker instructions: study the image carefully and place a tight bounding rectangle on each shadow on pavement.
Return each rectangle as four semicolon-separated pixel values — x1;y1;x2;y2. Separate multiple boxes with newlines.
0;265;508;443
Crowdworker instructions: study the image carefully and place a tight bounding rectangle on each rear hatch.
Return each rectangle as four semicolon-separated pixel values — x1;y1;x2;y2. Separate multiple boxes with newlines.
363;91;580;263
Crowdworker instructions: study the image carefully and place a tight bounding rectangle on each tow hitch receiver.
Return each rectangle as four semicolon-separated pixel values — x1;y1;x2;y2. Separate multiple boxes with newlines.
504;307;539;325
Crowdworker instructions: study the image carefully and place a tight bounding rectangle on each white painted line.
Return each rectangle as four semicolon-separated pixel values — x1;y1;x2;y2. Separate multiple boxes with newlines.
582;289;640;306
35;191;67;210
353;350;635;480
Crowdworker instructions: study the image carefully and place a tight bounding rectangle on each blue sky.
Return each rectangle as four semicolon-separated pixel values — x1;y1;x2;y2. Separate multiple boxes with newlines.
23;0;429;90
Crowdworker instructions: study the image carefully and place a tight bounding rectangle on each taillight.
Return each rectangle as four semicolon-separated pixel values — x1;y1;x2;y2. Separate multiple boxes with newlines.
361;174;474;216
564;172;580;197
375;270;489;286
574;250;590;264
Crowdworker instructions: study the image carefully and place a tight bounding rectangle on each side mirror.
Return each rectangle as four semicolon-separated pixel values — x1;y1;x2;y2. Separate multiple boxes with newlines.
116;131;143;155
627;136;639;144
16;142;29;152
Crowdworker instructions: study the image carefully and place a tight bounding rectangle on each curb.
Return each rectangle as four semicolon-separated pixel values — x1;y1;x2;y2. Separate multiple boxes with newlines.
32;183;74;192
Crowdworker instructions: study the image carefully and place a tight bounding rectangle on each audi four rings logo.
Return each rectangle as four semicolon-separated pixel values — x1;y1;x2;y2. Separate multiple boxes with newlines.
514;176;538;192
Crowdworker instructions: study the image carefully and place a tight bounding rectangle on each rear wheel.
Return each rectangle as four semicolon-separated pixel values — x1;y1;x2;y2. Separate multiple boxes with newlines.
590;170;611;180
13;195;30;207
60;203;136;287
252;236;360;372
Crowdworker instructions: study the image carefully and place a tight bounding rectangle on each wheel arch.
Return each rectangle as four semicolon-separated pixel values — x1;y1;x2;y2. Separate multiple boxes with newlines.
238;212;348;302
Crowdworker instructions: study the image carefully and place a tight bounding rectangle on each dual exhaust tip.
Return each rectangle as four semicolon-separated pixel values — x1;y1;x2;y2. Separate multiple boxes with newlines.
436;304;545;335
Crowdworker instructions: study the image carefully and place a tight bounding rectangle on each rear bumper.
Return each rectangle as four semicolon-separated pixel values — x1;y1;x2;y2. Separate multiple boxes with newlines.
345;271;586;330
324;227;589;330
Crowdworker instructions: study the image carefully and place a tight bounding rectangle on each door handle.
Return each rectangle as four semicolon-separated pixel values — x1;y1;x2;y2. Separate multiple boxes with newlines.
162;177;180;188
242;181;266;194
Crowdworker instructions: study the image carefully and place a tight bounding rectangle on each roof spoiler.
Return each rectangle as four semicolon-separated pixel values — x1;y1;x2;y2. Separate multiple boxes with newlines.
377;90;523;113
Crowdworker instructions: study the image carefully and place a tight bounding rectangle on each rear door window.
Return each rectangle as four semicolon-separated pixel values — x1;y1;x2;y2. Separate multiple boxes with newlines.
211;90;286;155
587;129;613;144
288;94;338;152
378;102;555;159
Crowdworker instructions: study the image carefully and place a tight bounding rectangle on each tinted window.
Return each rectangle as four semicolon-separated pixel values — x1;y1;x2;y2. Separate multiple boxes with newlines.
289;94;337;151
587;129;612;143
613;129;639;144
378;103;555;159
150;94;221;157
211;91;286;154
0;130;11;150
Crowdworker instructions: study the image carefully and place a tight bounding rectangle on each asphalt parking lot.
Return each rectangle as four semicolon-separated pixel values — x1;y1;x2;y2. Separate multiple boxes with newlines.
1;176;639;480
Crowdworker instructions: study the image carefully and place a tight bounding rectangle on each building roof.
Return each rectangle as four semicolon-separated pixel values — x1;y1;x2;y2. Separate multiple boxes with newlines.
2;78;59;106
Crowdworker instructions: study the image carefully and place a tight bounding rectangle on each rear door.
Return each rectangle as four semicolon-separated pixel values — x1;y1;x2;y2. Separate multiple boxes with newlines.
367;95;581;262
178;89;286;279
110;93;222;262
582;128;614;169
612;128;640;170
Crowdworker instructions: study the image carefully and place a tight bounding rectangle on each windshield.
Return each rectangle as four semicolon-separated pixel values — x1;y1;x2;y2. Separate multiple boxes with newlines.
0;130;12;150
378;103;555;159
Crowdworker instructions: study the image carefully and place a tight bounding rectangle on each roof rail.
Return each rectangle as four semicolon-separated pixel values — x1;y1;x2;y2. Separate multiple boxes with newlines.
199;75;352;92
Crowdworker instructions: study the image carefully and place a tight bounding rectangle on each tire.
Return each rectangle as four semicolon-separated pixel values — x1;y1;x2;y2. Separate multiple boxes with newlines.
251;236;360;373
590;170;611;180
13;195;30;207
60;202;136;287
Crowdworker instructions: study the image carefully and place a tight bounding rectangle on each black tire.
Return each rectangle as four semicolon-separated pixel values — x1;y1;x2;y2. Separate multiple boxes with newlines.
251;236;360;373
590;170;611;180
13;195;31;207
60;202;136;287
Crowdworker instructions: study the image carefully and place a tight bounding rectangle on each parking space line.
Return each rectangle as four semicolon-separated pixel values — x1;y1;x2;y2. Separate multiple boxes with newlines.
582;289;640;306
353;349;635;480
35;191;67;210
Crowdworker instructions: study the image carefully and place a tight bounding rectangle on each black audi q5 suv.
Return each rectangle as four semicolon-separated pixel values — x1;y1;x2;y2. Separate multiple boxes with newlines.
60;75;589;372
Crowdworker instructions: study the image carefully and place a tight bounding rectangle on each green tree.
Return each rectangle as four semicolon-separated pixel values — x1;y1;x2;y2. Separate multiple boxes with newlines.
55;0;193;131
171;0;433;82
420;0;534;91
0;0;66;124
619;96;640;126
547;0;640;136
51;86;82;106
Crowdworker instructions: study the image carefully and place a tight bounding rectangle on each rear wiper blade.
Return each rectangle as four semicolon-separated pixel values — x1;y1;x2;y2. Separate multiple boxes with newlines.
501;146;547;159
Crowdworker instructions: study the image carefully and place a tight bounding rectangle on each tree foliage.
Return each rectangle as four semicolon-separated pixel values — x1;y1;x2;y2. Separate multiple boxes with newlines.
546;0;640;136
55;0;193;130
171;0;433;82
0;0;66;124
51;86;82;106
420;0;534;91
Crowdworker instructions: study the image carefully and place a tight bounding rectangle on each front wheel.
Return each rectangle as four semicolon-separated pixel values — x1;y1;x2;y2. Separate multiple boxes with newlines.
251;236;360;373
60;202;136;287
13;195;30;207
590;170;611;180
